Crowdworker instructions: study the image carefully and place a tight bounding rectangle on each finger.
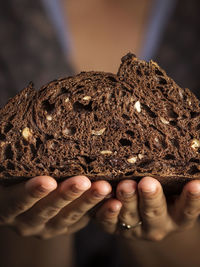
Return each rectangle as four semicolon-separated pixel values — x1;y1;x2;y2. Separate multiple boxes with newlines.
95;198;122;234
17;176;91;226
172;180;200;229
116;180;139;225
138;177;172;235
47;180;112;229
0;176;57;223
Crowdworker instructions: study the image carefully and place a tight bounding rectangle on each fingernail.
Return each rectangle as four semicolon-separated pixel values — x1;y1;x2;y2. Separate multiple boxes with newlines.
141;183;157;194
120;189;135;198
108;204;121;213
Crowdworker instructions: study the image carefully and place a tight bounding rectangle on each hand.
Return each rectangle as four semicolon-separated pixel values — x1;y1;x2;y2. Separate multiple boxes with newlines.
96;177;200;241
0;175;111;239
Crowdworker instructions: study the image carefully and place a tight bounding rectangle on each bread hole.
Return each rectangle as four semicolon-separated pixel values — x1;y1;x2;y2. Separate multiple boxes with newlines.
159;78;167;85
122;114;130;120
30;144;37;158
49;166;56;172
125;171;134;176
4;122;13;133
0;133;6;141
170;138;179;148
36;137;43;148
45;134;54;140
191;112;200;118
22;165;30;172
42;100;55;113
196;124;200;131
61;87;69;94
155;69;164;76
70;127;76;135
188;165;200;175
144;141;150;149
81;155;95;164
136;69;142;76
22;139;29;146
170;121;177;126
73;101;93;112
107;76;118;83
161;140;167;149
16;152;22;161
0;166;5;172
167;109;178;119
76;85;84;90
9;114;16;121
15;141;22;150
4;144;13;160
142;104;157;118
164;154;176;160
7;161;15;170
119;138;132;146
94;114;98;121
125;130;135;138
189;158;200;163
138;160;153;168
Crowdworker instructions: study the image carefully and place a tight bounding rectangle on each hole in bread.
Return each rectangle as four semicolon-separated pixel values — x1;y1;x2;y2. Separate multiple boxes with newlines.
0;133;6;141
191;112;200;118
159;78;167;85
0;166;5;172
7;161;15;170
144;141;150;149
138;160;153;168
122;114;130;120
188;165;200;175
164;154;176;160
196;124;200;131
15;141;22;150
142;104;157;118
125;130;135;138
107;76;118;83
81;155;95;164
22;139;29;146
167;109;178;119
4;144;13;160
119;138;132;146
155;69;164;76
189;158;200;163
30;144;37;158
170;138;179;148
61;87;69;94
45;134;54;140
4;122;13;133
94;114;98;121
49;166;55;172
136;69;142;76
125;171;134;176
36;137;43;148
22;165;30;172
9;114;16;121
42;100;55;113
73;101;93;112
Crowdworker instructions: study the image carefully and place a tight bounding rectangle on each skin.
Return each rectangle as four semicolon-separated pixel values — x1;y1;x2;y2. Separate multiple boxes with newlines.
0;175;200;241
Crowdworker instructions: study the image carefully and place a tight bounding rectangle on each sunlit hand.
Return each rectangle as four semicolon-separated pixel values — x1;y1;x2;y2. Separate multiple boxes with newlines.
0;175;111;239
96;177;200;241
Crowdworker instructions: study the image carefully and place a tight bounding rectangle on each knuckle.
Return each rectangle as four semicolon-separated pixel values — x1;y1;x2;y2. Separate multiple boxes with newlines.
183;209;199;218
143;207;164;220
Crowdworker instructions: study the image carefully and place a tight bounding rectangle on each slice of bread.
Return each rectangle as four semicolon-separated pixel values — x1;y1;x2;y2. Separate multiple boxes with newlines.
0;53;200;193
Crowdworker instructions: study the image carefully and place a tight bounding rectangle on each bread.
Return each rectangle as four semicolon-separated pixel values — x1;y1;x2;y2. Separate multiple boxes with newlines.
0;53;200;193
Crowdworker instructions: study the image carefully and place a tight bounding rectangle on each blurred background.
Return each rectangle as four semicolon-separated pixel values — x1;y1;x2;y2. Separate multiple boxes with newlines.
0;0;200;267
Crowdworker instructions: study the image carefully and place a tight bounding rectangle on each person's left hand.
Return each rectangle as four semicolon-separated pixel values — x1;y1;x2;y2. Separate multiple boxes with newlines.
95;177;200;241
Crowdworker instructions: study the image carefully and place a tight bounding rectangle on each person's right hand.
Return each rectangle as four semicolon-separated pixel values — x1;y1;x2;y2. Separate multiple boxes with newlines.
0;175;111;239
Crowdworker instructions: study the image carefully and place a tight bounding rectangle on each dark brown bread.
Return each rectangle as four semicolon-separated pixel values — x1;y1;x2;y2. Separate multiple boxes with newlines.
1;53;200;193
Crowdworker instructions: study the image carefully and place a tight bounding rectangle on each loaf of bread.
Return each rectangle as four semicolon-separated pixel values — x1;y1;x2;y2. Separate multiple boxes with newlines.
0;53;200;192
